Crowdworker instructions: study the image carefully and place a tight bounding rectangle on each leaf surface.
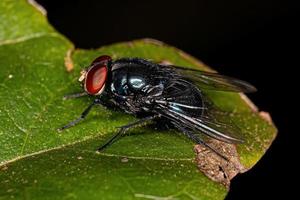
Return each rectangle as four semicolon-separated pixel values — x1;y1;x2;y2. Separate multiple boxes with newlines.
0;1;277;199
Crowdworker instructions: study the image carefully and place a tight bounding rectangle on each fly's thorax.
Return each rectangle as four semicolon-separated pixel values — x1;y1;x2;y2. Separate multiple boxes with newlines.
110;69;129;96
109;60;155;96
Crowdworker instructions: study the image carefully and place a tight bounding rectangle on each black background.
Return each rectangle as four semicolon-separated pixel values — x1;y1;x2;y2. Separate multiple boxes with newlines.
35;0;297;199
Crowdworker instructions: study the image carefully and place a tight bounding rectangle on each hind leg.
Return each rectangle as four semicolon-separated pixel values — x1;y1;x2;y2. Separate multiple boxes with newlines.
172;122;228;161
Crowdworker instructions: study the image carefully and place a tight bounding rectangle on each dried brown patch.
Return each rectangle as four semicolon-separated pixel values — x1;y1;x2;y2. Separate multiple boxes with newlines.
121;157;129;163
259;111;273;125
194;140;245;188
0;165;8;171
159;60;173;66
64;48;74;72
28;0;47;15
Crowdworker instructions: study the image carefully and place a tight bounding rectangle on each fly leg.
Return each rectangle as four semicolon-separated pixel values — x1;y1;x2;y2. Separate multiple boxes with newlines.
57;99;102;131
63;92;88;100
97;115;159;152
173;123;228;161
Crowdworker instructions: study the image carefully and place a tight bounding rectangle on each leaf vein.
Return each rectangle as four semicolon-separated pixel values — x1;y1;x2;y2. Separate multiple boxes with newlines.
95;152;193;162
3;107;28;134
0;32;61;46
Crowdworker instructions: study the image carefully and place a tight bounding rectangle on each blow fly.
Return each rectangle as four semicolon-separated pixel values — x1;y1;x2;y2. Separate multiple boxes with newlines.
58;55;256;159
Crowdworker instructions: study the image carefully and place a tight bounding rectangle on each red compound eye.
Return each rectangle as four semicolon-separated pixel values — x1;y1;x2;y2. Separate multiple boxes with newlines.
91;55;112;65
85;55;111;95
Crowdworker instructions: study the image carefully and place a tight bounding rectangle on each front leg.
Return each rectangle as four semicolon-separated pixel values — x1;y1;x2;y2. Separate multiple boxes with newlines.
57;98;102;131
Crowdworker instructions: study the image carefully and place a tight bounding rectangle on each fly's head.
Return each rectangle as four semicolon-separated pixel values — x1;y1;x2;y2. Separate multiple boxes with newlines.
79;55;112;96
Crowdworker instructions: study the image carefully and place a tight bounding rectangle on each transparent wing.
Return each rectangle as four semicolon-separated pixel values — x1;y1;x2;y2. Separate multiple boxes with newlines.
157;106;244;143
196;106;244;143
152;80;244;143
171;65;257;93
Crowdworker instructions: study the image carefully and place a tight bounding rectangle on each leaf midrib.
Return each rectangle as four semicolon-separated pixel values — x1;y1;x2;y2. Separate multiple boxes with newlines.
0;133;194;167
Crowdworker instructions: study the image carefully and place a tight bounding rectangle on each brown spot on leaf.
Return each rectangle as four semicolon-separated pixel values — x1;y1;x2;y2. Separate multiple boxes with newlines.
28;0;47;15
0;165;8;171
259;111;273;125
159;60;173;66
64;48;74;72
121;157;129;163
194;140;245;188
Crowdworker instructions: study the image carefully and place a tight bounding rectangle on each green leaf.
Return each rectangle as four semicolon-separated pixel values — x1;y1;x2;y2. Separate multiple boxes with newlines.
0;1;277;199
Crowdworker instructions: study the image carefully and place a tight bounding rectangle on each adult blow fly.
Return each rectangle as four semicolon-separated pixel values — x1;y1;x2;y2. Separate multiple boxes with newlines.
58;55;256;160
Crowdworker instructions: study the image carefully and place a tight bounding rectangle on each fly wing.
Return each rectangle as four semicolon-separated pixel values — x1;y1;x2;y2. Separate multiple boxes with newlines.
156;105;244;143
152;79;244;143
169;65;256;93
196;106;244;143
